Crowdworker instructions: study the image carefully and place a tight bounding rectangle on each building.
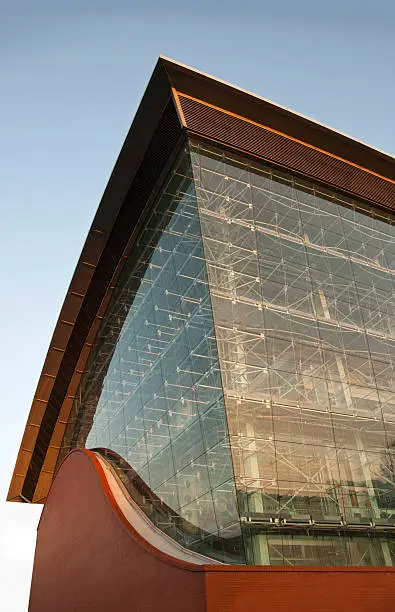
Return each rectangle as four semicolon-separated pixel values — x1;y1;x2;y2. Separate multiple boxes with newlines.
9;58;395;610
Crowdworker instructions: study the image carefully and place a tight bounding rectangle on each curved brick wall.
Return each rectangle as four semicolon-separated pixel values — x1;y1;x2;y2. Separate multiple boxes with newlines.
29;449;395;612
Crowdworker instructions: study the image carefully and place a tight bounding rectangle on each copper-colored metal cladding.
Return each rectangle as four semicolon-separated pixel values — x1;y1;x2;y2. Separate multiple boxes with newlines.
9;56;395;504
29;449;395;612
178;93;395;212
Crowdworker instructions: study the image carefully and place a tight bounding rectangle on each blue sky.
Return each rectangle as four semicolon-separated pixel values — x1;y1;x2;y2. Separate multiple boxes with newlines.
1;1;395;609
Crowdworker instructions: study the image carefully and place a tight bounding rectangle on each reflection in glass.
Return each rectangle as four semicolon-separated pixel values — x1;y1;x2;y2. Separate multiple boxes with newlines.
62;148;242;563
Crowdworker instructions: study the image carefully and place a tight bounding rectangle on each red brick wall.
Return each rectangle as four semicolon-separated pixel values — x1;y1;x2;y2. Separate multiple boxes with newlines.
29;450;205;612
205;565;395;612
29;449;395;612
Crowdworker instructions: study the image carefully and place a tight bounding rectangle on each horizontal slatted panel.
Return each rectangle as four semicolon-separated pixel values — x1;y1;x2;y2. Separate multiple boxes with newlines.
179;94;395;212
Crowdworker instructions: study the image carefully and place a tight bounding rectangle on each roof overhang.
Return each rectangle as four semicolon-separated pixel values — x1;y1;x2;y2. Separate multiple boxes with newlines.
8;56;395;503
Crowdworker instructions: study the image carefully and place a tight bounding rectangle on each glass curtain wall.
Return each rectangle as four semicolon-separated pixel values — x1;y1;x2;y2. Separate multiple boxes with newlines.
65;139;394;567
190;140;395;566
64;148;243;563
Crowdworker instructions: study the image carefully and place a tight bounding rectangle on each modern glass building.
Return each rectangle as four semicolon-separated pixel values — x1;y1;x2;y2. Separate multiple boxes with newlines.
9;58;395;571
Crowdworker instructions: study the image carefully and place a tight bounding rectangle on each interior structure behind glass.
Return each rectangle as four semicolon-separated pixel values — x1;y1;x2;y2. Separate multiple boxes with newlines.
62;148;243;563
63;139;395;566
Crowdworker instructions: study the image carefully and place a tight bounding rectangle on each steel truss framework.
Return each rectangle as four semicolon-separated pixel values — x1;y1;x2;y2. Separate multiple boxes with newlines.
65;140;395;567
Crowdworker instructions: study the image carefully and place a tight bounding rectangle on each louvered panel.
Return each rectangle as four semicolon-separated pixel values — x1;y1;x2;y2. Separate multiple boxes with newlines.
179;94;395;212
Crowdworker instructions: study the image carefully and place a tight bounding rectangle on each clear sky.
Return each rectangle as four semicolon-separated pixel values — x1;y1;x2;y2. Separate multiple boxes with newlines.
1;1;395;609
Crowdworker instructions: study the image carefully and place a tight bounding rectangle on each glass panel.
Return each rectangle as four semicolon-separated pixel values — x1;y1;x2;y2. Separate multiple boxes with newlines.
62;147;242;564
65;139;395;567
192;139;395;566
